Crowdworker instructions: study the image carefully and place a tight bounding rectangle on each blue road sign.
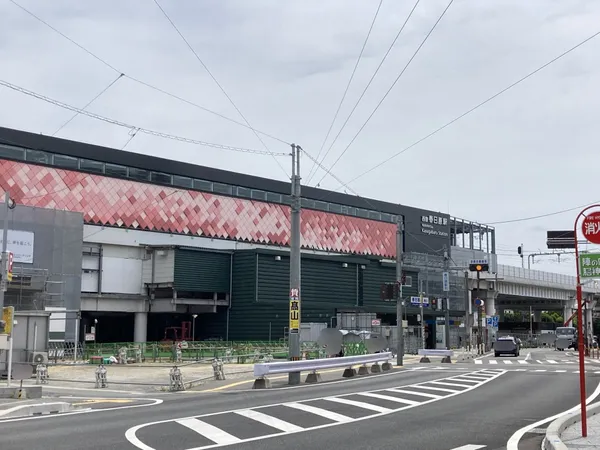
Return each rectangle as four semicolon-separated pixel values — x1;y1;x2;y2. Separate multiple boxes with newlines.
486;315;499;327
410;296;429;307
442;271;450;292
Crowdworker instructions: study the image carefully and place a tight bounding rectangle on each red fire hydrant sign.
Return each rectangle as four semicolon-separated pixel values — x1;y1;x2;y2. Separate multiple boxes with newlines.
582;212;600;244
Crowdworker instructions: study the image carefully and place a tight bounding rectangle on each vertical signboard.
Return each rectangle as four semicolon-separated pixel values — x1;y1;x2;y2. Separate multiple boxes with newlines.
2;306;14;335
289;288;300;332
442;271;450;292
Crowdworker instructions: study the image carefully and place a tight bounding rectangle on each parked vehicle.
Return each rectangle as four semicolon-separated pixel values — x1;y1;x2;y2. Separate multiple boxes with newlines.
494;336;520;357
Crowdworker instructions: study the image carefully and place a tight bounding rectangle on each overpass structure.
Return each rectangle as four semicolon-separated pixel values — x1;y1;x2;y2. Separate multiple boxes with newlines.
468;263;599;322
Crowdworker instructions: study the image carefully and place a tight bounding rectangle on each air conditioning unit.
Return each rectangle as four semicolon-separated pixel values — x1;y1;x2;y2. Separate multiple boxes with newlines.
28;351;48;365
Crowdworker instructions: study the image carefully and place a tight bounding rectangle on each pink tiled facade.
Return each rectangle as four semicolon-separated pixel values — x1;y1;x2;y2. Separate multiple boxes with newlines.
0;160;396;257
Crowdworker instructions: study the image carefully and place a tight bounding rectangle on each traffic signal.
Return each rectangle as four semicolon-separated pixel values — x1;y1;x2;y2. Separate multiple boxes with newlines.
469;263;489;272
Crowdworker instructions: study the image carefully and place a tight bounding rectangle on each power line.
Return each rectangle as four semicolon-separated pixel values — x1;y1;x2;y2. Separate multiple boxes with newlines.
8;0;290;146
306;0;385;183
315;0;453;187
52;73;123;137
327;28;600;193
308;0;422;186
485;200;600;225
0;79;288;157
152;0;289;178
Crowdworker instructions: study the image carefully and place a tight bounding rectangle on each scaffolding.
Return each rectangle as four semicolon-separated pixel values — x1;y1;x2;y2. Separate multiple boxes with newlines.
4;266;65;311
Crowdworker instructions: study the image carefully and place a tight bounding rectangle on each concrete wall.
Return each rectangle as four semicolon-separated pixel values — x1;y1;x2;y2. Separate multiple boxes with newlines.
0;204;83;341
1;311;50;373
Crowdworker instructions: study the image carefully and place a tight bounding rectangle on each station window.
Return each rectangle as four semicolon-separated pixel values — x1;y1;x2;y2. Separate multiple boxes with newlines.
329;203;342;214
79;159;104;174
301;198;315;209
347;207;356;216
105;163;128;178
282;195;292;205
357;208;369;218
251;190;266;201
0;144;25;161
266;192;281;203
369;211;381;221
236;187;251;198
128;168;150;181
193;179;212;192
213;182;232;195
26;149;50;164
52;154;79;169
381;213;392;223
150;172;172;185
172;175;193;188
314;201;328;211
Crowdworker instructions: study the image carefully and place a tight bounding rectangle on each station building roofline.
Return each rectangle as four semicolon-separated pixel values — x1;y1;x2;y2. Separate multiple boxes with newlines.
0;125;489;228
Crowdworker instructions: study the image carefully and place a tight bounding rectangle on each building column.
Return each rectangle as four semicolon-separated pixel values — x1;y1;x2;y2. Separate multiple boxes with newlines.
533;310;542;323
134;312;148;343
485;295;496;317
498;309;505;321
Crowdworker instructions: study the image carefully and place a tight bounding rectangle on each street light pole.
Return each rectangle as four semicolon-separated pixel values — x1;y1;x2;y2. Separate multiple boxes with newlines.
0;192;13;316
192;314;198;342
395;216;404;366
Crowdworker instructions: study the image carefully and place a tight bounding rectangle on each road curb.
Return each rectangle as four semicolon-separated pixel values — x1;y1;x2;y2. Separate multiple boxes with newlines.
543;401;600;450
0;401;74;419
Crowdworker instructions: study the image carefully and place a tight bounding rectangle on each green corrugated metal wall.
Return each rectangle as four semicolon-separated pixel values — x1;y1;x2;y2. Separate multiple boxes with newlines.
228;251;421;341
174;248;231;293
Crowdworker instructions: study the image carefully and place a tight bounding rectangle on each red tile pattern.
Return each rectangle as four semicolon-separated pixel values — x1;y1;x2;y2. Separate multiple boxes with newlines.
0;160;396;257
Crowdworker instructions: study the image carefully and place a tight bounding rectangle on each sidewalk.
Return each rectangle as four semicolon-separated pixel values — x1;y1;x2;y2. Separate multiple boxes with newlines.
559;410;600;448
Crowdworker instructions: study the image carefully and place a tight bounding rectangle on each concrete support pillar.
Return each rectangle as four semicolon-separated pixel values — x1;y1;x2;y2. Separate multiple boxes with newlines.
134;312;148;343
498;309;505;321
485;295;496;317
533;310;542;323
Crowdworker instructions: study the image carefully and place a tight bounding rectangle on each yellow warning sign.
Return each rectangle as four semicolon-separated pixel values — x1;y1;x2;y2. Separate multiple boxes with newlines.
289;299;300;331
2;306;14;335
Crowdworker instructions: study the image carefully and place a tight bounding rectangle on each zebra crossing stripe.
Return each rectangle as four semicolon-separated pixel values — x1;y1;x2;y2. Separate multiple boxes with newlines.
176;418;241;445
234;409;304;432
518;360;528;364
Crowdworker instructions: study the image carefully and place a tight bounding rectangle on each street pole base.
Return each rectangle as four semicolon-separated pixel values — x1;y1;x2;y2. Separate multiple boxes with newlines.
382;362;392;371
252;377;271;389
441;356;452;364
419;357;431;363
371;364;382;373
288;372;301;386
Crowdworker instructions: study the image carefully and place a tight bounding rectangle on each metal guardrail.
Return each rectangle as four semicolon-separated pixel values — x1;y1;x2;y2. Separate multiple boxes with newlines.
252;352;393;388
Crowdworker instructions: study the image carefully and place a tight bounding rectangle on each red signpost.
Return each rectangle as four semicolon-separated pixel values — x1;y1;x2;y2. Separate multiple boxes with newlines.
574;205;600;437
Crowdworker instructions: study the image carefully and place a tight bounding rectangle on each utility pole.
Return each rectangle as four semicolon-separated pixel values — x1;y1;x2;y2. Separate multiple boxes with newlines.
443;246;451;350
395;216;404;366
420;289;425;350
0;192;13;332
464;271;471;350
288;144;302;385
529;305;533;342
477;270;482;355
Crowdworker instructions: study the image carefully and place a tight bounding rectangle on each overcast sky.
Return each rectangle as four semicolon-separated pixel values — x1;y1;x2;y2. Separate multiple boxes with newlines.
1;0;599;277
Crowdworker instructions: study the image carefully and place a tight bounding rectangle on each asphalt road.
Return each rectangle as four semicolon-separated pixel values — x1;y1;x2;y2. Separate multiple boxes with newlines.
0;350;597;450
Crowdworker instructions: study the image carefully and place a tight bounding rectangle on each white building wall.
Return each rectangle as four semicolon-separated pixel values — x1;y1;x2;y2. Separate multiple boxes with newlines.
101;244;145;294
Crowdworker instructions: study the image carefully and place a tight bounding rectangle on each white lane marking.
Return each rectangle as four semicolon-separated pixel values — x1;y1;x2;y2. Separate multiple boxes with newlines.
535;360;545;364
474;360;483;364
451;445;487;449
525;352;531;361
474;351;494;360
324;396;392;413
125;370;506;450
534;370;547;372
489;360;498;365
507;372;600;450
234;409;303;433
456;375;490;381
503;360;513;365
358;392;419;406
0;398;163;424
447;377;479;384
518;360;528;364
556;370;567;373
386;388;442;399
284;403;352;423
429;381;472;388
177;418;241;445
408;385;459;393
547;360;558;364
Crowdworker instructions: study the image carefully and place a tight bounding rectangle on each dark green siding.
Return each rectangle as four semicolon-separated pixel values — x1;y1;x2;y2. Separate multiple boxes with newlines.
174;249;231;293
195;307;228;340
362;261;418;313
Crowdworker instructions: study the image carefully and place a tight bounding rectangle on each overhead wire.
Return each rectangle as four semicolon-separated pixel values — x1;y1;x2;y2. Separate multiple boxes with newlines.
152;0;289;178
8;0;290;146
325;28;600;194
52;73;124;136
309;0;421;186
315;0;454;187
0;79;288;157
305;0;384;183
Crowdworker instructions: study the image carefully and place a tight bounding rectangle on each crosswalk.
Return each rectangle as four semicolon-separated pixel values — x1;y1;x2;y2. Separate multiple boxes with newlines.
126;369;506;450
474;358;574;365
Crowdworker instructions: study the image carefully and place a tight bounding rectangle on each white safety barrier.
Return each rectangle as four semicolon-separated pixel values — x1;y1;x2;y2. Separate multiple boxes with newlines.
418;349;454;363
252;352;393;388
95;364;108;388
0;402;73;419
